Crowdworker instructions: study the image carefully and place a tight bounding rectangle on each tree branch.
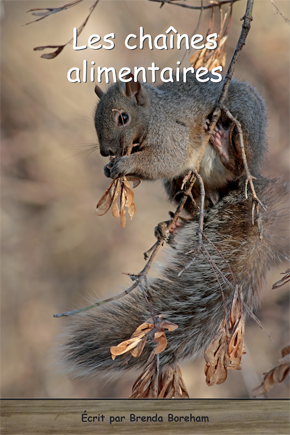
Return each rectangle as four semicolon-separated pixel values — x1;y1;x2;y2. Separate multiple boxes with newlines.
149;0;242;11
206;0;255;136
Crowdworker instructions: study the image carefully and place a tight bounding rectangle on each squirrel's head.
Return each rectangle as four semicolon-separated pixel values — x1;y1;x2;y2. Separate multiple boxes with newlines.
94;75;149;158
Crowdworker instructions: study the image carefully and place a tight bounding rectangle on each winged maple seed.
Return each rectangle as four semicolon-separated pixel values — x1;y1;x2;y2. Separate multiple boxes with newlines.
190;6;231;71
204;317;229;386
158;365;189;398
110;316;178;361
95;175;140;228
130;354;189;399
272;268;290;289
190;36;227;71
110;322;154;361
227;286;246;370
204;286;246;386
130;351;159;398
252;344;290;397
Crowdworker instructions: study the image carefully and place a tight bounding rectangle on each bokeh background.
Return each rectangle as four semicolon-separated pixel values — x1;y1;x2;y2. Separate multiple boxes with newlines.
1;0;289;398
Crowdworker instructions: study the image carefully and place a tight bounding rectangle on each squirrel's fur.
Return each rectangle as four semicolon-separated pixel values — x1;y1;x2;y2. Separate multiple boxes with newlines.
95;74;267;209
62;178;289;376
60;76;288;380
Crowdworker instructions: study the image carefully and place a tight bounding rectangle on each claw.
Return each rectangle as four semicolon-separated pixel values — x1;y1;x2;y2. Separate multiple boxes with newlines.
181;171;192;190
244;175;266;239
173;190;198;209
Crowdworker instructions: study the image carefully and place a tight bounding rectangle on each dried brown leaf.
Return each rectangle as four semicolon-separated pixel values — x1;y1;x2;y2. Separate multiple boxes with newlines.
130;351;158;398
190;15;229;72
253;344;290;396
96;151;140;225
228;287;246;370
110;337;142;359
132;322;154;337
111;315;178;368
95;180;115;216
220;53;227;69
111;180;120;217
33;45;65;59
126;176;141;188
279;354;290;365
190;47;207;68
159;365;189;398
123;179;134;208
161;320;179;332
127;203;136;220
119;176;137;226
111;321;154;361
120;209;126;228
130;338;147;358
281;344;290;358
130;352;189;399
154;332;167;355
204;318;228;386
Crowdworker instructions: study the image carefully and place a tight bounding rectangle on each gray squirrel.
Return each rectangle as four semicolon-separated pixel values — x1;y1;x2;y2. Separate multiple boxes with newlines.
94;73;267;210
61;74;289;385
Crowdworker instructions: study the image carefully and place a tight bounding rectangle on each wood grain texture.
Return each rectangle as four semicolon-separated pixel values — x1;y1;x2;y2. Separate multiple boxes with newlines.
1;399;289;435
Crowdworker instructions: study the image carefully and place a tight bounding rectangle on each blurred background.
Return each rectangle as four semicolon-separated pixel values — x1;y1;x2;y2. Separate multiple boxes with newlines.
1;0;289;398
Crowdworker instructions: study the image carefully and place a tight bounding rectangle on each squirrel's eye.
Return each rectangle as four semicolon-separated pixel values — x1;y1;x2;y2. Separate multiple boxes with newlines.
118;112;130;126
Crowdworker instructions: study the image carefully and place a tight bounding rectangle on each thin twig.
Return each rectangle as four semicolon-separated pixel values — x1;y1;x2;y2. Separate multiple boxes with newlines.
193;169;205;250
32;0;100;59
270;0;290;25
272;268;290;290
54;172;197;318
202;246;228;319
25;0;84;25
149;0;242;11
136;280;159;325
53;282;138;317
144;171;197;260
180;0;204;64
178;170;206;275
205;0;255;137
204;0;264;237
242;301;273;340
221;105;265;238
201;231;236;285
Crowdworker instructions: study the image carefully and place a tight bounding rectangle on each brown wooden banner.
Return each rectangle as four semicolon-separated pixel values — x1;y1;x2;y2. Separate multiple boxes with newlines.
1;399;289;435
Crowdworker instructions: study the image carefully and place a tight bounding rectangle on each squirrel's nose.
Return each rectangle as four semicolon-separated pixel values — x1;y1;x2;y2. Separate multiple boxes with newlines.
100;147;115;157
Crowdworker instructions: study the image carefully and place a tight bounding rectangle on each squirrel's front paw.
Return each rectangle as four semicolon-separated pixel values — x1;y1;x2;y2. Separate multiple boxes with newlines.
155;214;190;244
103;161;113;178
109;156;133;179
154;221;171;242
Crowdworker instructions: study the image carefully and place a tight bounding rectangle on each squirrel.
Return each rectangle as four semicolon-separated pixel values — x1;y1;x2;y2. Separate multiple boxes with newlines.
94;73;267;211
60;74;289;385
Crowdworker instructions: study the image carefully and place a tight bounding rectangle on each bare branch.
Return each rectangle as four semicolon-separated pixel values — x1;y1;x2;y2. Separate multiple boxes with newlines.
272;268;290;289
149;0;242;11
221;105;266;238
270;0;290;25
25;0;84;26
206;0;255;136
53;282;138;317
33;0;100;59
54;170;198;318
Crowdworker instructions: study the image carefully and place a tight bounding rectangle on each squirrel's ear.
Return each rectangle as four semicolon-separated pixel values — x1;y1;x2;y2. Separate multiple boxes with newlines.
94;85;104;99
125;74;147;106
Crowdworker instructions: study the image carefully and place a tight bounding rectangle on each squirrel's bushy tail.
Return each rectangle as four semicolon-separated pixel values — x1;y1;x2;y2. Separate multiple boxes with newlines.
60;178;289;377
